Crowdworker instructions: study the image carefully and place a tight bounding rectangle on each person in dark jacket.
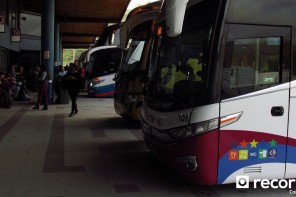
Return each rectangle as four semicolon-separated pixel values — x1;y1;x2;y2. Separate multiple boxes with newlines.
63;63;82;117
32;66;48;110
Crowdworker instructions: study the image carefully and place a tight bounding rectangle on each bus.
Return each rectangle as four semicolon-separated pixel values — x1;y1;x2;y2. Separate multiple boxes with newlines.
114;9;160;121
85;46;122;97
142;0;296;185
84;3;161;98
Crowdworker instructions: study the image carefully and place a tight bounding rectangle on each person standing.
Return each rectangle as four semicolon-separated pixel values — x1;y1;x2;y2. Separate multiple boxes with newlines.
63;63;82;117
30;66;39;92
32;66;48;110
58;65;67;77
11;65;17;79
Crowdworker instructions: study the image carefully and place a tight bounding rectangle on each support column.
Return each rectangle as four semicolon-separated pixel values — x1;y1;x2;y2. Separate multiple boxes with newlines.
59;37;63;66
41;0;55;104
54;22;60;66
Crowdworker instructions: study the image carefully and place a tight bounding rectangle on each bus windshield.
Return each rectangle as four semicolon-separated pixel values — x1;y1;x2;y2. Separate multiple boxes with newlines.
145;0;219;111
120;20;153;74
87;47;122;79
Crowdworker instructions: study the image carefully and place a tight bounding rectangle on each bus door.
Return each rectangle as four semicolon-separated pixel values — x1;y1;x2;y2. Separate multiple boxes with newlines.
218;24;291;184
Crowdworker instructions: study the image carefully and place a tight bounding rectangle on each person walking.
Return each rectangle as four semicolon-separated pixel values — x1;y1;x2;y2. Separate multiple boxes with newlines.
63;63;82;117
32;66;48;110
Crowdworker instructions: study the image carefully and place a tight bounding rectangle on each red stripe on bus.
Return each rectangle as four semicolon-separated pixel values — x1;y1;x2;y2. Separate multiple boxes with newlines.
94;91;114;97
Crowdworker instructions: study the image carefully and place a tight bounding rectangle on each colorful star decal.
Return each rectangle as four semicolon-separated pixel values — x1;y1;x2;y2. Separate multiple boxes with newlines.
240;140;248;148
270;139;277;147
261;139;269;148
231;141;238;149
250;139;258;148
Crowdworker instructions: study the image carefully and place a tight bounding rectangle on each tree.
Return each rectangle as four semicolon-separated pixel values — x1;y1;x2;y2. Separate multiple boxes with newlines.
63;49;87;66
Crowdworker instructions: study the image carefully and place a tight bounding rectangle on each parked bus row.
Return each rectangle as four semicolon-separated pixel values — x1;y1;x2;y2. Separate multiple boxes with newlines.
81;0;296;185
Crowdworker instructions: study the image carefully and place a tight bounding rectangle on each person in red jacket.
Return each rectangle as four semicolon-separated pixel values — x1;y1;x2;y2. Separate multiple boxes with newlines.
32;66;48;110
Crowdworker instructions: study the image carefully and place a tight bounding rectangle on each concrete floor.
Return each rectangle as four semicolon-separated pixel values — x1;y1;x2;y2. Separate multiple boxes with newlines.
0;94;293;197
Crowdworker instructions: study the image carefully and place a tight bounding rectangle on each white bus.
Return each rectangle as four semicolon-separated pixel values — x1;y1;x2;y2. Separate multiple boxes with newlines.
142;0;296;185
114;9;160;121
85;46;122;97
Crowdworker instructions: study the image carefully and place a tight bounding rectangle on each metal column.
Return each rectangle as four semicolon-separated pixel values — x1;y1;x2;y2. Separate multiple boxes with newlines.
59;37;63;66
54;22;60;67
41;0;55;104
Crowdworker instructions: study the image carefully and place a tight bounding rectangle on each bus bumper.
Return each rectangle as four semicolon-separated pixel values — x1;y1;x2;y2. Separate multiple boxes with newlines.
143;129;219;185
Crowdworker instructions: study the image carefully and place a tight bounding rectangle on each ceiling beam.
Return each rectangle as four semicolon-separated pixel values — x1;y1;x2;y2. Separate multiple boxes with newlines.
58;16;120;23
61;33;99;37
62;41;94;44
63;45;92;49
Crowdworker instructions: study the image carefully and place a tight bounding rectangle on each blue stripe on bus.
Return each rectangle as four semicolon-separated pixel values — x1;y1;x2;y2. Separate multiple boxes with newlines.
89;84;115;97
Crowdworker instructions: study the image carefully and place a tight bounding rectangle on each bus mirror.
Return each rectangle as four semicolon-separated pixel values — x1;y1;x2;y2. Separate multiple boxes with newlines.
166;0;189;37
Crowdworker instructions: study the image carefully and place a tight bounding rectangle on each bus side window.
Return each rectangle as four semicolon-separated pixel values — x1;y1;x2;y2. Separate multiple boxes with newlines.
222;37;282;99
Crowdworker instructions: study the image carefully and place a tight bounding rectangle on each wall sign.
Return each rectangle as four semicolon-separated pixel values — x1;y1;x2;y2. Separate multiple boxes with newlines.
44;51;50;59
11;28;21;42
0;15;4;33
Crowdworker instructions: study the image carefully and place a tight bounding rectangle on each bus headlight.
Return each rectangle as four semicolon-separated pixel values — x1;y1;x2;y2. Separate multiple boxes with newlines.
167;118;218;140
89;77;105;87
